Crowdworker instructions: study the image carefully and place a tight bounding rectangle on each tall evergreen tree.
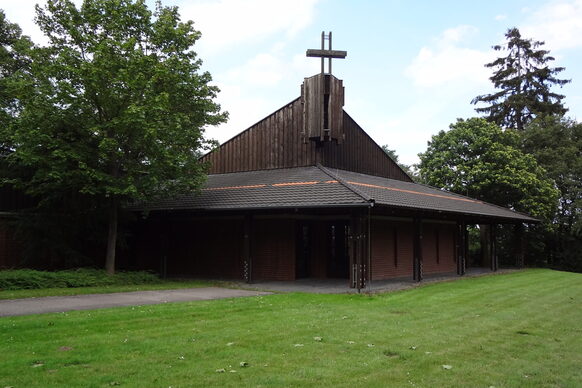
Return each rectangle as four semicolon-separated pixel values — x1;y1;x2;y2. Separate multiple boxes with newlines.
472;28;570;130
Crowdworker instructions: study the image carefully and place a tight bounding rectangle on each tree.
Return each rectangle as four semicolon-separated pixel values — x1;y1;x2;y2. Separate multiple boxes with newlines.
3;0;227;273
522;116;582;271
418;118;558;221
472;28;570;130
381;145;417;179
0;10;33;152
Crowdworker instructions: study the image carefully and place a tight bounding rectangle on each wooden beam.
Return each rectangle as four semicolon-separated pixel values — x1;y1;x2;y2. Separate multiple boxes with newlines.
413;218;423;282
306;49;347;59
243;215;252;283
515;223;525;268
490;224;498;272
457;222;467;276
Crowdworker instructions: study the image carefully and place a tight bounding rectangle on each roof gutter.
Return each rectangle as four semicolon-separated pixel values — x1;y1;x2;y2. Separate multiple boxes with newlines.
134;202;373;213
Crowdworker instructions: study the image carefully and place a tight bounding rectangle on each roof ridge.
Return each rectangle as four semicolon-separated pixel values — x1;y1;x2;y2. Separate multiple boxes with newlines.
317;164;373;205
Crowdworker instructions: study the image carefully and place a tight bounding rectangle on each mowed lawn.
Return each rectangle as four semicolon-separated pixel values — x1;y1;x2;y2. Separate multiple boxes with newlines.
1;269;581;388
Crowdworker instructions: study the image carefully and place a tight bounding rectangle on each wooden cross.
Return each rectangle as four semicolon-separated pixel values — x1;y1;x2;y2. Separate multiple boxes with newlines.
306;31;347;75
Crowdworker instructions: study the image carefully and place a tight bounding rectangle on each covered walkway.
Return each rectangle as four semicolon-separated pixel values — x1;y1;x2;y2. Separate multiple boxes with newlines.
238;268;518;294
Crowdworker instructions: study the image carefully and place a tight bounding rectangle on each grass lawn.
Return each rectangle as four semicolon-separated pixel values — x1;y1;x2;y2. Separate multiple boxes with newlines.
0;279;219;300
1;269;581;387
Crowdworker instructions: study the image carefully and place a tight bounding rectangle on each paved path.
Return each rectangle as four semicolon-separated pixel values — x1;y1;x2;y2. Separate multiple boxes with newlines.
0;287;271;317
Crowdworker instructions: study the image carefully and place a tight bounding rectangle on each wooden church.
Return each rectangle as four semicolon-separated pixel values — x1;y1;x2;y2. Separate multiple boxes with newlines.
130;33;535;290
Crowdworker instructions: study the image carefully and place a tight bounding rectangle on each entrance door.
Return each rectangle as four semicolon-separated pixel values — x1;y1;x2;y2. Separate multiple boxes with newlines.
296;222;311;278
327;222;350;278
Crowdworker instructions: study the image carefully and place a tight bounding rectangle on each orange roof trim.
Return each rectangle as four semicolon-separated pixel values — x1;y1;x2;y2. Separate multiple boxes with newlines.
272;181;319;187
346;181;480;204
203;184;267;191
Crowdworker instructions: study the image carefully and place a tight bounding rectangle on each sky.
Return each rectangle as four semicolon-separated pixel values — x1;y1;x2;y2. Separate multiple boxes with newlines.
2;0;581;165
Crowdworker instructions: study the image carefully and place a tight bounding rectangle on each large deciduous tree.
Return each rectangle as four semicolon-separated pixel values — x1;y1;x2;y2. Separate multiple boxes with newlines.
472;28;570;130
3;0;227;273
522;116;582;270
418;118;558;221
0;10;33;152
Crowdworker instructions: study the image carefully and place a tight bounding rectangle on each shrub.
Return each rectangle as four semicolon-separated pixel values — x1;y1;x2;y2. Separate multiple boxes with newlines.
0;269;160;290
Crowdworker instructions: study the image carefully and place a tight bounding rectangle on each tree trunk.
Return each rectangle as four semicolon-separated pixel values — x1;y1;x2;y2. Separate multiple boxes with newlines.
105;199;118;275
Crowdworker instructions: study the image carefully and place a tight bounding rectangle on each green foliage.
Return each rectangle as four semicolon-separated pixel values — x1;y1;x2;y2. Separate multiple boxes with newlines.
0;268;160;290
472;28;570;130
0;10;33;133
418;118;558;221
522;116;582;271
1;0;227;271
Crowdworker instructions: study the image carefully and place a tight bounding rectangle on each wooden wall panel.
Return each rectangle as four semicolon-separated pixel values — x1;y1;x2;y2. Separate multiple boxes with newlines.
0;218;20;268
370;219;414;280
132;218;244;279
252;219;295;281
200;95;412;181
422;222;457;275
309;221;328;279
321;113;411;181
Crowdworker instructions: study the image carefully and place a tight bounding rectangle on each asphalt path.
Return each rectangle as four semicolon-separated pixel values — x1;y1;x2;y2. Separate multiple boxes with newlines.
0;287;271;317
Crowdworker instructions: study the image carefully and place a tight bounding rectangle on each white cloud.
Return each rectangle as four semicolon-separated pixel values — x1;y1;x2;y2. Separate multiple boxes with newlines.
178;0;320;55
206;45;320;143
1;0;49;45
495;14;507;21
520;0;582;51
404;25;492;88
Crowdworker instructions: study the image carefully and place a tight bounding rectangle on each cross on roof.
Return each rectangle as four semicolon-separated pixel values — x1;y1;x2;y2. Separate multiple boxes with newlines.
306;31;347;75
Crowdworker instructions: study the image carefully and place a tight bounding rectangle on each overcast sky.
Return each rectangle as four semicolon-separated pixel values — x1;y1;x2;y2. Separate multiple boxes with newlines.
2;0;581;165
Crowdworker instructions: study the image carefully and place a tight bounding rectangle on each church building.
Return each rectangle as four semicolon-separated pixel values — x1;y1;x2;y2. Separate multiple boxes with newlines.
130;33;536;290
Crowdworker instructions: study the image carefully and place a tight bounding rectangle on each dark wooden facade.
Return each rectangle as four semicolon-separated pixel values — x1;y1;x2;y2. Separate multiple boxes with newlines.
130;212;464;289
200;75;411;182
0;216;20;269
125;71;509;289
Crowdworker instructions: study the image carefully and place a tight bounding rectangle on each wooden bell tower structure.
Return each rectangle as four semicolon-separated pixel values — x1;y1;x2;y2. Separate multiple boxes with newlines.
302;31;347;144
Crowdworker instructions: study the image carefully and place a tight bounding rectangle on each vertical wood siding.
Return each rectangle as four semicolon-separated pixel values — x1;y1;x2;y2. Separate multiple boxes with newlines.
422;222;456;275
252;219;295;281
133;218;244;279
370;219;414;279
200;99;411;181
0;218;20;268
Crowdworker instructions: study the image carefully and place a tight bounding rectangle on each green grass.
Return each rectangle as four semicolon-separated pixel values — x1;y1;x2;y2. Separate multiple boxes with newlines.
1;269;581;387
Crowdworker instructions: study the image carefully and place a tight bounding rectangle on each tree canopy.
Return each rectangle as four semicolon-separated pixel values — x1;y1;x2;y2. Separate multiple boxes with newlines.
0;10;33;152
472;28;570;130
418;118;558;221
522;116;582;270
2;0;227;273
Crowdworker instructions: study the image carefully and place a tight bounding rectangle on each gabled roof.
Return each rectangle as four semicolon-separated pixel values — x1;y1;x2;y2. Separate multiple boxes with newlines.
322;167;537;222
136;165;537;223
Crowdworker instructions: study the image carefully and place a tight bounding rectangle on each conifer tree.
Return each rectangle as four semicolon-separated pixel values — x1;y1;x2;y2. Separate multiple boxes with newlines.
472;28;570;130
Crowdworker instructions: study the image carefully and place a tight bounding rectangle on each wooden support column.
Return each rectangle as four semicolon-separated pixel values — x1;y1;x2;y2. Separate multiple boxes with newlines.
480;224;491;268
349;211;369;291
366;207;371;290
413;218;423;282
457;222;467;276
243;215;252;283
160;233;168;279
515;223;525;268
348;214;357;289
490;224;498;272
